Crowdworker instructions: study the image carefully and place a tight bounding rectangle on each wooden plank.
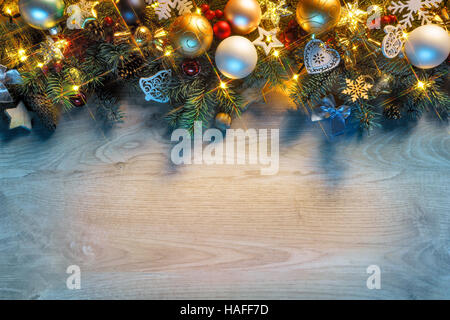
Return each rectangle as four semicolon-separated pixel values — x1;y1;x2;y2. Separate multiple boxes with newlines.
0;90;449;299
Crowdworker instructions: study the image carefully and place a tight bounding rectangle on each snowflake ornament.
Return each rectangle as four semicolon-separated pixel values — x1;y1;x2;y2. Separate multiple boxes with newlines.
388;0;442;29
153;0;193;20
261;0;293;26
342;76;373;102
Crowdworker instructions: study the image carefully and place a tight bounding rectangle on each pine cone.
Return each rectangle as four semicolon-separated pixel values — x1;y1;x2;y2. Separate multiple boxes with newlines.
84;20;105;41
118;54;145;79
23;94;60;131
383;105;401;120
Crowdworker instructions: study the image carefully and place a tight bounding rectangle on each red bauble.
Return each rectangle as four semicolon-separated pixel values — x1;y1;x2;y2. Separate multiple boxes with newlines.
103;16;114;27
213;21;231;39
381;15;391;25
70;92;87;107
182;59;201;77
205;9;216;20
389;15;397;23
214;9;223;19
200;4;210;13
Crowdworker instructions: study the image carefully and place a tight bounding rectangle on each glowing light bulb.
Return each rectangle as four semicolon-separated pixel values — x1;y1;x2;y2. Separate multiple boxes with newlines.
293;74;299;81
273;50;279;57
220;82;227;89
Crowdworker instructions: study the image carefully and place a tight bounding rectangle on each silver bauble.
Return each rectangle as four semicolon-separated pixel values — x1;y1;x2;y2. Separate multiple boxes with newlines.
404;24;450;69
215;36;258;79
19;0;65;30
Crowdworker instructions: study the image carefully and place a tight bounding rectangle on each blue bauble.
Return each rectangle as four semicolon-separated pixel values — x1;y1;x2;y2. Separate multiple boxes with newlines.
404;24;450;69
117;0;146;26
19;0;65;30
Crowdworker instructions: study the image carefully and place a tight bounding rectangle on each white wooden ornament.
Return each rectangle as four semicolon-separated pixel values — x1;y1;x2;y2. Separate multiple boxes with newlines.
303;39;340;74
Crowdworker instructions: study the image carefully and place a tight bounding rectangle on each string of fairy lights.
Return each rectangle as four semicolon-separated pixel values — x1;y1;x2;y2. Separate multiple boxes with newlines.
0;0;448;131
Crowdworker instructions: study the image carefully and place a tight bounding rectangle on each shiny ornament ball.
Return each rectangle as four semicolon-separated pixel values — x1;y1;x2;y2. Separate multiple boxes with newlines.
117;0;146;26
18;0;65;30
182;59;201;76
103;16;114;27
215;36;257;79
224;0;261;35
295;0;341;34
215;9;224;19
215;112;232;130
169;13;213;58
205;9;216;20
213;21;232;39
70;91;87;107
404;24;450;69
134;26;153;46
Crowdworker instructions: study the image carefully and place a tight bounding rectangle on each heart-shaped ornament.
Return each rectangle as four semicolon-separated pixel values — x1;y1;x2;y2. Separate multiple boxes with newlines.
303;39;340;74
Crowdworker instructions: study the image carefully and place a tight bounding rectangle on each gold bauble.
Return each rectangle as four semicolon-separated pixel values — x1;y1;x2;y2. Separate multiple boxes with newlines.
134;26;153;47
169;13;213;58
296;0;341;34
224;0;261;35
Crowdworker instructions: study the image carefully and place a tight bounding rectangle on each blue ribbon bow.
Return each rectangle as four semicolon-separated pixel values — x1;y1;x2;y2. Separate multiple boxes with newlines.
311;95;351;136
0;65;23;103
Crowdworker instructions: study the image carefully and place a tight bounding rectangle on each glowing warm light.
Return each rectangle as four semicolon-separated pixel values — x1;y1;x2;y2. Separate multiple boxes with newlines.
164;49;172;56
416;81;427;90
273;50;279;57
196;8;201;14
220;82;227;89
18;49;27;61
37;62;44;68
293;74;299;81
72;85;80;91
5;7;12;15
402;32;408;39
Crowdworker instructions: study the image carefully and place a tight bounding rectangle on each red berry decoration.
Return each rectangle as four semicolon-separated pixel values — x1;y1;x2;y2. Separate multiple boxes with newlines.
103;16;114;27
205;9;216;20
70;92;87;107
182;59;201;77
200;4;210;13
381;15;391;25
214;9;223;19
389;15;397;23
213;21;231;39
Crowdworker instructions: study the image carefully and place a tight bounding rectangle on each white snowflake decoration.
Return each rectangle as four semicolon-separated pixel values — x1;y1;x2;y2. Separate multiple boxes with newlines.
388;0;442;29
342;76;373;102
153;0;193;20
140;70;172;103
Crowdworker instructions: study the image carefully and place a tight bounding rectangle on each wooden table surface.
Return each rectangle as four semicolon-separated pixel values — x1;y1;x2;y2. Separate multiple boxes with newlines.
0;89;449;300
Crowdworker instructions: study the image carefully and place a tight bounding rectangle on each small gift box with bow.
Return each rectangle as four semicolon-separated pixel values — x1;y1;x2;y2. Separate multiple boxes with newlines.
311;95;351;136
0;64;22;104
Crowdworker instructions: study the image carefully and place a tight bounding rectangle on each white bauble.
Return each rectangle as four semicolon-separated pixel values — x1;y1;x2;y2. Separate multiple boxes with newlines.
215;36;258;79
404;24;450;69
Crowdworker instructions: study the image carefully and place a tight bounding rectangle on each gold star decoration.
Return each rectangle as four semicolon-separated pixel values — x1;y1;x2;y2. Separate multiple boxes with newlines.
261;0;293;26
5;101;32;131
252;27;284;55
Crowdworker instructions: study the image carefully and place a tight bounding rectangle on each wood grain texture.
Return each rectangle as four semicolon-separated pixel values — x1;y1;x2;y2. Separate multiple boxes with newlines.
0;88;449;300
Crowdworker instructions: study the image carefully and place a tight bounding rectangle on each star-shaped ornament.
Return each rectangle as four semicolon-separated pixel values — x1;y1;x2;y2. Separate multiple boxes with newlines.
5;101;32;131
252;27;284;55
261;0;293;26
